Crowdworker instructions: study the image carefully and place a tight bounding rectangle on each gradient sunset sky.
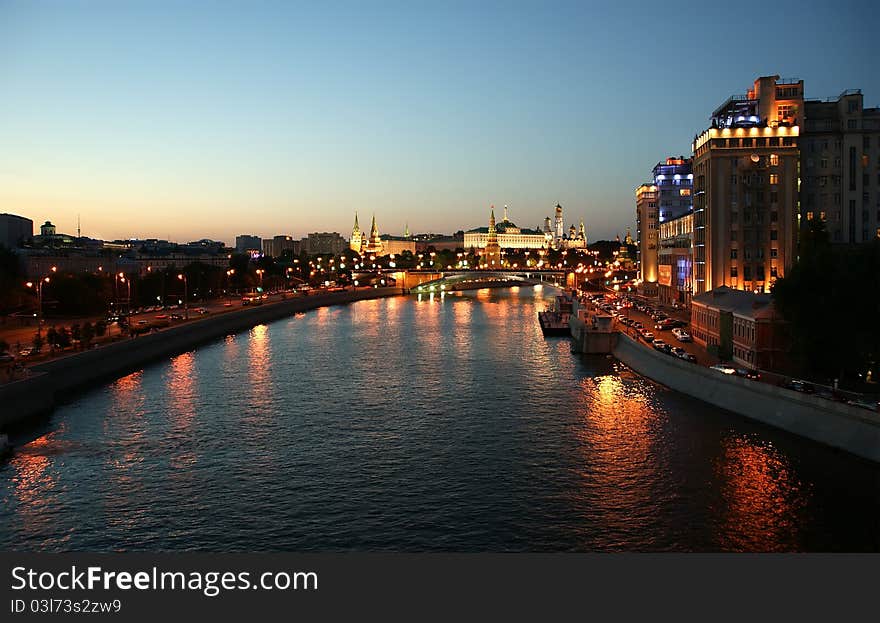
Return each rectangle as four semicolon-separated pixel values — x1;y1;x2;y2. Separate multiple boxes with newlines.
1;1;876;244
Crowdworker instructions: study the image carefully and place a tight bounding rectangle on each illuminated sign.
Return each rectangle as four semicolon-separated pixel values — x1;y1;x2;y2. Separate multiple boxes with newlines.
658;265;672;287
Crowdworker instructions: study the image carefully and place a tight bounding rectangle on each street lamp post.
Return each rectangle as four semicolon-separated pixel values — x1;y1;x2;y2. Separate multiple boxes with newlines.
25;266;56;339
226;269;235;302
178;273;188;319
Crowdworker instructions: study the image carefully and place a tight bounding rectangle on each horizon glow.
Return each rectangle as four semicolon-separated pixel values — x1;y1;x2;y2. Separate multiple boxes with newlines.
0;0;876;245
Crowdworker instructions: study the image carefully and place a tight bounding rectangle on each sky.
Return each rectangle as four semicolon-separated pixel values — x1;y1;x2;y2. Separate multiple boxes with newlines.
0;1;877;244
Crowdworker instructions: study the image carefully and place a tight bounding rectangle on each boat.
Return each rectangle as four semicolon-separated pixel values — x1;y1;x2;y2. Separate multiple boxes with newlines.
538;294;573;337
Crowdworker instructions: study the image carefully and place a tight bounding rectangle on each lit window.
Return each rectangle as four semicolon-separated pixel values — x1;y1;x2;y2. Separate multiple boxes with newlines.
769;174;778;185
769;154;779;166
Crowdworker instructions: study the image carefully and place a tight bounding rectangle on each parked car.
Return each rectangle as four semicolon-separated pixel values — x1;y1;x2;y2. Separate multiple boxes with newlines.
679;352;698;363
671;328;692;342
671;347;686;358
735;368;761;380
0;352;14;363
652;339;668;352
654;322;673;331
782;379;815;393
640;330;655;343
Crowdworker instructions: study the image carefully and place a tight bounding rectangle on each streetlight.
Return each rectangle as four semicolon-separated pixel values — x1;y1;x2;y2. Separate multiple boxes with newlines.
226;268;235;302
177;273;188;319
255;268;264;290
25;265;55;338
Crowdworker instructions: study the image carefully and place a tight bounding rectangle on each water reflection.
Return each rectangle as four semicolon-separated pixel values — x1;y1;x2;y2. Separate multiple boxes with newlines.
0;288;877;552
713;436;810;551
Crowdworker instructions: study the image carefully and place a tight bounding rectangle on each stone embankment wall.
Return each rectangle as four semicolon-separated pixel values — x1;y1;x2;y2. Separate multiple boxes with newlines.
1;288;402;430
612;333;880;463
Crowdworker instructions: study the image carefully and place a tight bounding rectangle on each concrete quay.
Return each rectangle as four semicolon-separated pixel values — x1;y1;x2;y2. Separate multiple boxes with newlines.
612;332;880;463
0;287;403;430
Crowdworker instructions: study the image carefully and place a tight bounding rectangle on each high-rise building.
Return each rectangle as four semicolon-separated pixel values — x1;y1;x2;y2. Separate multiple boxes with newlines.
0;213;33;249
651;157;694;304
801;89;880;243
301;232;346;256
262;235;297;258
635;183;659;296
692;75;802;295
235;234;262;254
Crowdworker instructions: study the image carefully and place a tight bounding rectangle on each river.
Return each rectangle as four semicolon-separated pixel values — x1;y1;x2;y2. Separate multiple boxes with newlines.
2;287;878;551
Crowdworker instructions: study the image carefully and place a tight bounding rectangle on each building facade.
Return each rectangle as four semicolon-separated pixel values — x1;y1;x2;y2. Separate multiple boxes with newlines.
464;207;547;250
635;183;659;296
262;235;297;258
801;89;880;243
235;234;262;254
0;213;34;249
654;157;693;222
691;286;788;371
301;232;346;256
692;75;802;295
657;211;693;306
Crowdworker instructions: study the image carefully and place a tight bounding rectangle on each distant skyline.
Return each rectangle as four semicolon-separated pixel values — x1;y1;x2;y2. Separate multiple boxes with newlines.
1;1;877;244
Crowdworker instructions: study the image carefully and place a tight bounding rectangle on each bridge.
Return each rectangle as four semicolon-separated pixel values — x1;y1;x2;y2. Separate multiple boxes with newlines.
403;269;568;293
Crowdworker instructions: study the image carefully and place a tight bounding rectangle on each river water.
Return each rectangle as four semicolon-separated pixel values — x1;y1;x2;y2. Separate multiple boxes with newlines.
2;287;878;551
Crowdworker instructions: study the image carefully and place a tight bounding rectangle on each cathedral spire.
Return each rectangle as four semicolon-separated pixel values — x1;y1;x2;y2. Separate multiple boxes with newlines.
404;222;410;238
353;211;360;232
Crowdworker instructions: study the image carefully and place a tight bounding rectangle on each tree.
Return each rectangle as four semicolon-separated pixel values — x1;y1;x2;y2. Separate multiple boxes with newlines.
56;327;71;350
94;320;107;337
32;333;44;353
81;321;95;349
46;326;58;352
773;218;880;388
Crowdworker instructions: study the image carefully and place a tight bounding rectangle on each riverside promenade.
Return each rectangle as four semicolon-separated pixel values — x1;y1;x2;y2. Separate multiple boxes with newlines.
0;287;403;430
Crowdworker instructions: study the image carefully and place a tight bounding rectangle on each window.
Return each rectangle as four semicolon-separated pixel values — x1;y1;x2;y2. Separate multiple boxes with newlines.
807;211;814;220
770;211;778;222
730;249;738;259
770;154;779;166
770;191;778;203
770;174;779;185
730;266;738;278
771;266;778;278
821;159;828;169
848;99;859;113
770;248;778;258
848;119;858;129
770;230;778;241
777;104;794;121
820;211;826;221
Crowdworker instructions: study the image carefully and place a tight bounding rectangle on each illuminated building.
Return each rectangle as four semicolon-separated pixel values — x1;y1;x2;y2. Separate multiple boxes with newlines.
801;89;880;243
635;183;658;295
692;75;802;294
349;212;364;253
658;211;693;307
464;205;546;250
481;207;502;267
554;203;564;244
362;214;384;256
379;234;416;256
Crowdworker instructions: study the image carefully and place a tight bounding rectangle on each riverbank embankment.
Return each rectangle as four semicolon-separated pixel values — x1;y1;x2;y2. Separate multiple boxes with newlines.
0;287;403;430
612;332;880;463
